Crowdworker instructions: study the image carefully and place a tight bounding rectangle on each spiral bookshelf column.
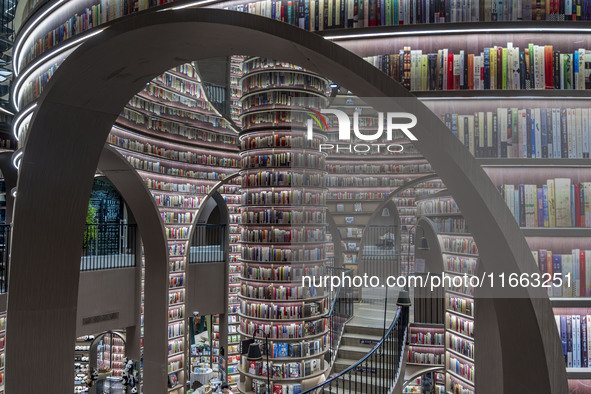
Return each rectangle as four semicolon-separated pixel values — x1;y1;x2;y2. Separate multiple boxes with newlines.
237;58;331;393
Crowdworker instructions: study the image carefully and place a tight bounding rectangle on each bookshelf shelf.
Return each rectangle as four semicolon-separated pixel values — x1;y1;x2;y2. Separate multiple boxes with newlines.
550;297;591;307
317;21;591;41
421;213;464;218
521;228;591;237
238;277;314;284
416;90;591;100
237;327;330;342
237;312;329;323
238;294;328;304
445;289;474;299
238;361;329;382
445;326;474;342
407;362;445;367
477;158;591;167
440;251;479;258
445;309;474;320
237;259;327;265
446;348;474;363
565;367;591;379
447;370;475;388
409;343;445;348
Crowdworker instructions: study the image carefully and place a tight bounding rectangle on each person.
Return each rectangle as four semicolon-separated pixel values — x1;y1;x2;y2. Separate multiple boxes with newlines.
381;231;395;248
220;383;232;393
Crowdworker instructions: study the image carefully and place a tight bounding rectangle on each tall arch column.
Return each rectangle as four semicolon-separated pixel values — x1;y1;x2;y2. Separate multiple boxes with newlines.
97;145;170;389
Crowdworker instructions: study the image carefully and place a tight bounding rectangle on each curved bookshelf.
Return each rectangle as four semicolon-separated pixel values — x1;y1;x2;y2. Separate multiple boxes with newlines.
237;57;330;392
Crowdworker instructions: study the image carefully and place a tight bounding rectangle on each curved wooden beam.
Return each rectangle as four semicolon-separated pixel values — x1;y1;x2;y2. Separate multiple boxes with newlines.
8;8;566;393
95;145;169;388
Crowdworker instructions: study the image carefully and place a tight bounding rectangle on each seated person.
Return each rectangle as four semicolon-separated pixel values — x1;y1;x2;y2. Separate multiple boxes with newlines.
380;231;395;248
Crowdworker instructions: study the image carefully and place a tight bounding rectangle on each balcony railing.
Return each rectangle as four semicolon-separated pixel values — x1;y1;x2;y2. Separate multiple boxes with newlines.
361;225;400;280
80;224;137;271
188;223;226;263
411;272;445;325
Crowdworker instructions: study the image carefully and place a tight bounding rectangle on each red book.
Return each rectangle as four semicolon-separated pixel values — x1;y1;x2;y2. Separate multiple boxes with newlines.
575;183;581;227
540;250;547;274
582;250;588;296
545;45;554;89
447;53;454;90
581;183;586;227
368;0;377;25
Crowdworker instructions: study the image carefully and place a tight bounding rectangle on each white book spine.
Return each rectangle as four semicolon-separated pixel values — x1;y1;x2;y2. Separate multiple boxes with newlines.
576;108;583;158
534;108;542;158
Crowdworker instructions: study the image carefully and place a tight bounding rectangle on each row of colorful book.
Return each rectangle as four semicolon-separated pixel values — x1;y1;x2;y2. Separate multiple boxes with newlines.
497;179;591;228
440;108;591;159
366;45;591;91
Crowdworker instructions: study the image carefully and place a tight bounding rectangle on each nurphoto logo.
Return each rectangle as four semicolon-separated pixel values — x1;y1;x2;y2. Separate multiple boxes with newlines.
306;108;418;154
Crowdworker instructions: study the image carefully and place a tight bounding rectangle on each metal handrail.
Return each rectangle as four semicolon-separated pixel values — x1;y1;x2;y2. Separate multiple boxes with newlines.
302;305;409;393
80;223;137;271
324;266;354;364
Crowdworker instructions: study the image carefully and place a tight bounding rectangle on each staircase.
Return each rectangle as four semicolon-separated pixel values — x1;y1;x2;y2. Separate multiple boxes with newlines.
333;302;398;374
319;288;403;393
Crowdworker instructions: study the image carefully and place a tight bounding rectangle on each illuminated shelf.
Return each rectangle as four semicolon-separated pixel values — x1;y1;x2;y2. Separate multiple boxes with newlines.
447;370;475;388
446;348;474;363
550;298;591;307
566;368;591;379
237;312;329;322
520;228;591;237
477;158;591;167
316;21;591;41
415;90;591;100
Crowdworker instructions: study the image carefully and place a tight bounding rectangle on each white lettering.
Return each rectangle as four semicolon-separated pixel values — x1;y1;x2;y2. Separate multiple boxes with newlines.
387;112;418;141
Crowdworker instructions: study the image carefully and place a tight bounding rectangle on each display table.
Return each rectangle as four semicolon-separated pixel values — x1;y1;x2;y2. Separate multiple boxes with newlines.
190;368;213;386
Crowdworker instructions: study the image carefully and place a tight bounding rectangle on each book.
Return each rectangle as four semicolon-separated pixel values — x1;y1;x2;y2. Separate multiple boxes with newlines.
555;178;573;227
274;343;289;357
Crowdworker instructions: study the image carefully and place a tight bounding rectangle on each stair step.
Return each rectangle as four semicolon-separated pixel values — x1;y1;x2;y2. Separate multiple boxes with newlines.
344;323;386;336
323;374;393;390
339;332;383;347
333;358;399;373
323;386;364;394
337;345;396;360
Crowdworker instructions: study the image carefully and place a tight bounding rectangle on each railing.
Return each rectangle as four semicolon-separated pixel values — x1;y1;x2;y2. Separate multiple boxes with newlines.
324;267;354;364
411;272;445;325
80;224;137;271
303;305;410;394
361;225;399;282
0;224;9;293
188;223;226;263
